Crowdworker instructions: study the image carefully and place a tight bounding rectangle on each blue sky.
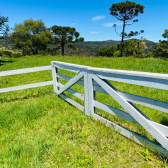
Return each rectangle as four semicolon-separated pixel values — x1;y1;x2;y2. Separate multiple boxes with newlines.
1;0;168;42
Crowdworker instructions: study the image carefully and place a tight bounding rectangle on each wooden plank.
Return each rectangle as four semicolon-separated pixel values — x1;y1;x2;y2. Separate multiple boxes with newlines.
0;81;53;93
52;61;89;73
52;66;58;93
88;73;94;117
59;94;84;112
57;83;84;101
88;66;168;80
84;72;90;116
52;61;168;80
94;100;139;125
93;113;168;158
93;83;168;113
57;71;84;96
92;74;168;151
56;73;84;86
149;120;168;138
93;71;168;91
0;66;51;77
94;100;168;137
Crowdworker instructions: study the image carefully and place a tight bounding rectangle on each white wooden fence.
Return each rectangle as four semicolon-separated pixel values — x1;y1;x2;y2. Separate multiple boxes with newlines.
0;66;53;93
1;63;168;157
51;61;168;157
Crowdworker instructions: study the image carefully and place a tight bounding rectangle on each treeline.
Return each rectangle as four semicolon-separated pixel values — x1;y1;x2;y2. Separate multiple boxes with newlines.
96;37;168;58
0;18;84;57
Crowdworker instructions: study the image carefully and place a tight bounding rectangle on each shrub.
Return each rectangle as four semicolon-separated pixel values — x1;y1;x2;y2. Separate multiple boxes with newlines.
38;51;46;56
97;46;118;57
146;52;153;57
12;53;22;58
153;40;168;58
113;50;121;57
2;51;12;57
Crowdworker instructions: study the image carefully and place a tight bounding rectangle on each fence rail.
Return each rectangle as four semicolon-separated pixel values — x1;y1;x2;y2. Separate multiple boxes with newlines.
0;66;52;93
51;61;168;158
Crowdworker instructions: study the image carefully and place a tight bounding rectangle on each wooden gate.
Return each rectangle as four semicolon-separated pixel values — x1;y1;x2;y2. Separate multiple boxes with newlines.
52;61;168;157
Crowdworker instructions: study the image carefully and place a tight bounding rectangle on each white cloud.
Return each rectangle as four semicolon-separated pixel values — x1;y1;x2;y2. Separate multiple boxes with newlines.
102;22;123;27
71;23;77;26
92;15;106;21
90;31;99;34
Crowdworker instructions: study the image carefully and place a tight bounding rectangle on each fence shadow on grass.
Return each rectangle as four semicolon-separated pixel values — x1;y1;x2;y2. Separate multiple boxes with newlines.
160;116;168;127
0;59;14;66
0;91;53;103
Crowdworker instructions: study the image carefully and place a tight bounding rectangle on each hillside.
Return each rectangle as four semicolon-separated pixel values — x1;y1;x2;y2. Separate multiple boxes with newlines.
59;40;157;56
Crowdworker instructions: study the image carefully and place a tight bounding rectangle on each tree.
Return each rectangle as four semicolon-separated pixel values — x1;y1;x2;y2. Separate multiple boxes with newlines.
97;46;118;57
153;40;168;58
3;25;10;47
50;26;84;56
109;1;144;56
11;19;52;55
110;1;144;42
162;29;168;41
0;13;8;35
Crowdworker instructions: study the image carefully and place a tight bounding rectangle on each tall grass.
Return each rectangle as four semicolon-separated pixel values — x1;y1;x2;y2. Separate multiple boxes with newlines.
0;55;168;167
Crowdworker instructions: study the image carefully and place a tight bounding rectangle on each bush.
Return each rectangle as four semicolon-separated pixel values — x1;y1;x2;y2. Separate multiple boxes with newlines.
113;50;121;57
22;47;32;56
2;51;12;57
12;53;22;58
153;40;168;58
97;46;118;57
146;52;153;57
38;51;46;56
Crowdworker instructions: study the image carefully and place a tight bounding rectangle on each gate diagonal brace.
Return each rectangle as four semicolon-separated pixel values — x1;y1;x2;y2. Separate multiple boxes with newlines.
57;71;84;96
91;73;168;151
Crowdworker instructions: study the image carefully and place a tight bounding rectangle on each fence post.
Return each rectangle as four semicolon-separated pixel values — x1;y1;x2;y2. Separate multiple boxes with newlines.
87;71;95;118
84;69;90;116
51;64;58;94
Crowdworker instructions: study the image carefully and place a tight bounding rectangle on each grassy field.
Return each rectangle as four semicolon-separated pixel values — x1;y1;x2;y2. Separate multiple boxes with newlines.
0;55;168;167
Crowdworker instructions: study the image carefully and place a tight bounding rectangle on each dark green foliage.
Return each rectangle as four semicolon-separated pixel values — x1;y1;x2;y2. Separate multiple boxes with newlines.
38;51;46;56
2;50;12;57
162;29;168;41
50;26;84;56
124;39;145;57
0;50;22;58
146;52;153;57
11;19;52;55
0;13;8;33
153;40;168;58
97;46;118;57
96;39;147;57
0;51;2;56
11;53;22;58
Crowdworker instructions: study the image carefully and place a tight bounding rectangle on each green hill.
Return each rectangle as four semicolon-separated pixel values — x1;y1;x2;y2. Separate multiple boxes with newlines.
57;40;157;56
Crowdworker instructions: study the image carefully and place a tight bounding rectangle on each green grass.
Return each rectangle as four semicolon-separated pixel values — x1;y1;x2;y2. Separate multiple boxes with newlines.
0;55;168;167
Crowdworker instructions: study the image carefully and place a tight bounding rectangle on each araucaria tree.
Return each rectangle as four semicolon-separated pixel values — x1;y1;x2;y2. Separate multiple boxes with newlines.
50;26;84;56
109;1;144;43
11;19;52;55
0;13;8;35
